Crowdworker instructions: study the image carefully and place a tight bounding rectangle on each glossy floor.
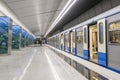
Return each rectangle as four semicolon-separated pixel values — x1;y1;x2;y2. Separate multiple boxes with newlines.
0;46;87;80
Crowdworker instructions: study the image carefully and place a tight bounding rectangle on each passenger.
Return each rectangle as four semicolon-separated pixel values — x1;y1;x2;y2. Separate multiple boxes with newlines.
36;40;39;46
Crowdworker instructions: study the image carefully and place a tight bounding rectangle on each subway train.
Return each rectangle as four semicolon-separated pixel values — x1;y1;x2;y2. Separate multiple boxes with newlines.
47;6;120;73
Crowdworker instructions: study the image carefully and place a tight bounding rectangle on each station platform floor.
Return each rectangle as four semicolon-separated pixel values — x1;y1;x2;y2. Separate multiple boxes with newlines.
0;46;87;80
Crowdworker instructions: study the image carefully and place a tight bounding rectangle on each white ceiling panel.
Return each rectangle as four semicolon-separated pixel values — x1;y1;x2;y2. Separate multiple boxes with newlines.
3;0;24;3
3;0;68;36
4;0;43;9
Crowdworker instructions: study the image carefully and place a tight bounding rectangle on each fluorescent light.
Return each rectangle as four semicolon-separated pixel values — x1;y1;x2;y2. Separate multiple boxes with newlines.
55;0;77;25
53;0;73;25
47;0;72;34
44;0;77;37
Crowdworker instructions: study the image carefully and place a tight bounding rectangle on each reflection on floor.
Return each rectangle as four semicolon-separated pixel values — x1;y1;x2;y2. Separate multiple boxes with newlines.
0;46;87;80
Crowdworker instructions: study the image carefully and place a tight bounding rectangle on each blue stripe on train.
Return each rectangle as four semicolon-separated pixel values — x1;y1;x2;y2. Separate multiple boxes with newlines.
72;48;76;55
83;50;89;60
64;48;120;73
98;52;107;66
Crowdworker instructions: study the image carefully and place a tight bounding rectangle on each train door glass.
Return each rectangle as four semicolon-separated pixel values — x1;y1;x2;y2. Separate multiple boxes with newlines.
70;31;73;53
76;30;83;57
89;24;98;63
60;34;64;50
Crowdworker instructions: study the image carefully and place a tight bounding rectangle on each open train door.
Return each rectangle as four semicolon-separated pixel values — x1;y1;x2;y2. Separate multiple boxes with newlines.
83;25;89;60
97;18;107;66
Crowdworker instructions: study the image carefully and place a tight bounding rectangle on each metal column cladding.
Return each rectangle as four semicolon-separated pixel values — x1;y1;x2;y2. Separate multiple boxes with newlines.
12;25;21;49
0;16;12;54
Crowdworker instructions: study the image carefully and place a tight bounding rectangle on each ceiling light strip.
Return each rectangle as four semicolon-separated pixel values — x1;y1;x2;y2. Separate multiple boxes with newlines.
55;0;77;24
44;0;77;37
46;0;72;34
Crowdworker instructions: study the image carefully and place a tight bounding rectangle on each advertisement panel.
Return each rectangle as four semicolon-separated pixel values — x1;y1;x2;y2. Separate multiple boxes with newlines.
12;25;20;49
0;16;11;54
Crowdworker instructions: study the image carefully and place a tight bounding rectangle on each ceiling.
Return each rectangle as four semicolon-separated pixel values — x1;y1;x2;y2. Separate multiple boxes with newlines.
2;0;101;37
3;0;68;36
49;0;101;36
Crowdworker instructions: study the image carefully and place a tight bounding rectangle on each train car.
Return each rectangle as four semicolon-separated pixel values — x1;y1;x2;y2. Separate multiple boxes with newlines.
48;6;120;72
64;30;76;54
106;13;120;71
76;10;120;72
83;19;107;66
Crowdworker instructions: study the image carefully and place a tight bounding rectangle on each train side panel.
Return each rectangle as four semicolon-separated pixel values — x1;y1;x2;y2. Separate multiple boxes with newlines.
107;13;120;71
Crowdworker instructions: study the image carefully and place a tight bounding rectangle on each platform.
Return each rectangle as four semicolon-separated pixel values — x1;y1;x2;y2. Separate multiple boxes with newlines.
0;46;87;80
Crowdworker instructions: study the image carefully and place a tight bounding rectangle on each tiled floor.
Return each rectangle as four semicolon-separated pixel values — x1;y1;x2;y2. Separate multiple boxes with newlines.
0;46;87;80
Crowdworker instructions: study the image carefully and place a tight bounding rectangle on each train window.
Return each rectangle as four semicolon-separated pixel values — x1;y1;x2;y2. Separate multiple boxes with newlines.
109;21;120;44
65;33;69;46
84;28;87;43
73;32;75;43
99;22;104;44
77;31;83;44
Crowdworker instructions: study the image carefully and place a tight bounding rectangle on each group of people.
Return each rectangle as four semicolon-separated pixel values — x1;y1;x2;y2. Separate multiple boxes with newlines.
35;40;42;46
34;39;46;46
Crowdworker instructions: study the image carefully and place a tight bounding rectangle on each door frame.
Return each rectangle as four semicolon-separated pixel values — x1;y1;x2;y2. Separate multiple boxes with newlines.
88;22;98;63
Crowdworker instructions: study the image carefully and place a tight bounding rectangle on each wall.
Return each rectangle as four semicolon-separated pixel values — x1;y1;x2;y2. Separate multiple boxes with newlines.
51;0;120;35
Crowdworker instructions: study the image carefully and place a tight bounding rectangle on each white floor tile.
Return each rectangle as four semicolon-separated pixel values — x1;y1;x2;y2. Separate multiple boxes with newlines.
0;46;87;80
